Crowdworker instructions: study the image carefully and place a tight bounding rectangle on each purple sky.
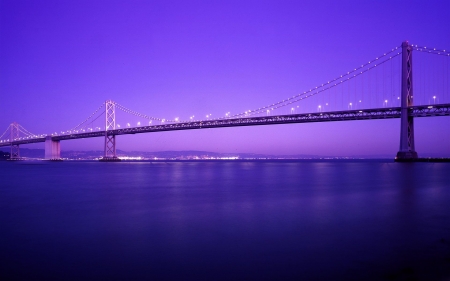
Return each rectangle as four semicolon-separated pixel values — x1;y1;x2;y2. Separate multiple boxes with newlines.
1;0;449;156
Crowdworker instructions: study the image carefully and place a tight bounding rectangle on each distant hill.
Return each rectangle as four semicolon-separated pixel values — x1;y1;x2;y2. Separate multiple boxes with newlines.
0;150;10;160
0;148;103;159
0;147;397;159
0;148;276;159
0;148;48;159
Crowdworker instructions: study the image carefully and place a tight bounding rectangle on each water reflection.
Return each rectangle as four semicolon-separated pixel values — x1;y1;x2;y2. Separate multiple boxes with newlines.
0;161;449;280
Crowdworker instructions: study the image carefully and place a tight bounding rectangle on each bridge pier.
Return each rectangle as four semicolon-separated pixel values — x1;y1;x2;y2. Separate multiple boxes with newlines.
45;136;61;160
396;41;418;160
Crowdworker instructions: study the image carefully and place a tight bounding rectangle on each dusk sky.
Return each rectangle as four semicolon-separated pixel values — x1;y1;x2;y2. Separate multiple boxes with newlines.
1;0;449;156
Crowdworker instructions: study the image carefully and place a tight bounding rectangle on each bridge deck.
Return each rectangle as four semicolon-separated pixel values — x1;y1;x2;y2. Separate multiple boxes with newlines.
1;103;449;147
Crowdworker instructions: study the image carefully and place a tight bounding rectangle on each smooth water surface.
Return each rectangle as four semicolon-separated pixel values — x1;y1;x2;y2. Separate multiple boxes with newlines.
1;160;449;280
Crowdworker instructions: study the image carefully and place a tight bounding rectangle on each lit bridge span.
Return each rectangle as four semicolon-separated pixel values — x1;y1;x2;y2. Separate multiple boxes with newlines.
3;104;450;145
1;41;449;161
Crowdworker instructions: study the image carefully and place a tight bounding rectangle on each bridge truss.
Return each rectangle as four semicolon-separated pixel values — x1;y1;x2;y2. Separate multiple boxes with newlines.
1;104;448;147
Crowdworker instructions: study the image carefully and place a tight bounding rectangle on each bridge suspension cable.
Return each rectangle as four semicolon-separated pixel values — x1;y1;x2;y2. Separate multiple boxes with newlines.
71;111;106;132
62;45;409;127
0;123;37;142
17;124;36;137
0;125;10;140
80;46;403;125
71;103;105;131
413;45;449;57
115;103;169;122
226;46;402;119
412;43;450;106
67;101;173;134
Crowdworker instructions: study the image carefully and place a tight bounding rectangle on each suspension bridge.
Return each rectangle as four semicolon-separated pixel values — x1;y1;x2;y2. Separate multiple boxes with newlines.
1;41;449;161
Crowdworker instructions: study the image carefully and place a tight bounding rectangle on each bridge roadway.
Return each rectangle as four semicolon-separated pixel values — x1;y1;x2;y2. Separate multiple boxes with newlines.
1;103;449;147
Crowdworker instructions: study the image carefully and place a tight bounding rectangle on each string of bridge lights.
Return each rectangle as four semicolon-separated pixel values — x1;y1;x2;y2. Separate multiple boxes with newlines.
413;44;449;107
0;126;10;140
67;102;172;133
67;45;450;129
249;44;444;116
16;128;33;137
226;46;402;119
0;123;38;142
94;46;404;124
115;103;169;122
0;124;35;139
63;43;450;133
18;124;36;137
413;45;449;56
75;110;106;132
71;103;105;131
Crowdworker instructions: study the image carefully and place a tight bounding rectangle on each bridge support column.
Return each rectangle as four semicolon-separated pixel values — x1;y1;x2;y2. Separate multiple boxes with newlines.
9;122;21;160
10;144;20;160
101;100;120;161
45;136;61;160
396;41;418;160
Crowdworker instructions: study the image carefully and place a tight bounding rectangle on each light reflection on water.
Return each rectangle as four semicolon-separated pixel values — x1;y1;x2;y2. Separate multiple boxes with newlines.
0;161;449;280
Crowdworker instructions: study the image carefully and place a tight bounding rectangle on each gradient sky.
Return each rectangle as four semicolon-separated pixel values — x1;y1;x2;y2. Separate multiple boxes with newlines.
1;0;449;156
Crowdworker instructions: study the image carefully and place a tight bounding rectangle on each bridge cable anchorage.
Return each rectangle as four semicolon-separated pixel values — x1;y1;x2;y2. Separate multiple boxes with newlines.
412;45;450;57
226;46;402;119
71;103;105;131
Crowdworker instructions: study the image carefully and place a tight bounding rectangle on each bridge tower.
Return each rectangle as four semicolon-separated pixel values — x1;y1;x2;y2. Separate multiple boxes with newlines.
101;100;120;161
9;122;20;160
396;41;418;160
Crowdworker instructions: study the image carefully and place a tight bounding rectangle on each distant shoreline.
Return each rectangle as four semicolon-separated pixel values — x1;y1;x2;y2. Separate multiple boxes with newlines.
4;158;450;163
2;151;450;163
395;158;450;162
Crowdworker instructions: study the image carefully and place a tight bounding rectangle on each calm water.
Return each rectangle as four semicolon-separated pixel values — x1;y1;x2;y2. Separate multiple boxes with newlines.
1;160;449;280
